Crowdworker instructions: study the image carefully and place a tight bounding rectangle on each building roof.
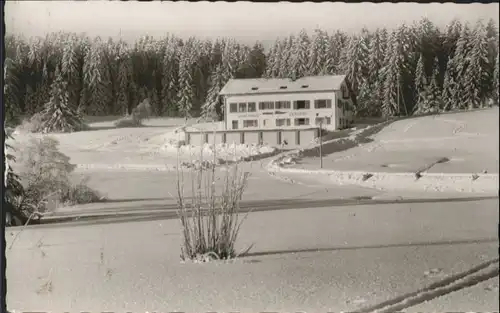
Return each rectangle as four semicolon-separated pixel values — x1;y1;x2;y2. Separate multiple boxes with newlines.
219;75;347;96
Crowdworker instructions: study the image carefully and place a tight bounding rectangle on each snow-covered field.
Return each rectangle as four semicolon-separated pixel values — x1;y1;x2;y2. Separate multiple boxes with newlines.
8;117;277;172
6;198;499;312
290;108;499;174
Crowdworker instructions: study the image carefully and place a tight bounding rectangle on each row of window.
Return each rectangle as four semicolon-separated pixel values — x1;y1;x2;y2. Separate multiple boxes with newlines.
232;117;332;129
229;99;333;113
194;130;306;146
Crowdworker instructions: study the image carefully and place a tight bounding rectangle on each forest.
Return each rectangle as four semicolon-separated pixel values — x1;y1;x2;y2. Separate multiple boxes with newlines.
4;17;499;127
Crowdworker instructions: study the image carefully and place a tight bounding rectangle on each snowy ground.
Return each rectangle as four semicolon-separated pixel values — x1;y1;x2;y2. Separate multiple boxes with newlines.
8;117;277;173
290;108;499;174
272;108;499;193
6;198;499;312
6;112;500;311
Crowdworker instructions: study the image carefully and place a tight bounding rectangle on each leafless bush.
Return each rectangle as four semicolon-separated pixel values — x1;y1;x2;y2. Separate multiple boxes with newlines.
176;143;252;262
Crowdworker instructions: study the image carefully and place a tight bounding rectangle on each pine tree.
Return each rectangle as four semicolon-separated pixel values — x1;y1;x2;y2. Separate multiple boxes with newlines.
454;24;473;109
381;31;402;117
61;34;81;108
429;57;442;111
289;29;310;78
162;41;180;116
177;46;194;118
485;19;498;102
115;40;130;115
442;58;458;111
441;22;468;112
413;53;427;112
4;58;23;126
462;21;490;109
324;31;348;75
308;28;329;75
264;42;276;78
4;131;27;225
82;37;108;115
265;40;281;78
493;52;499;106
360;28;388;117
415;57;442;115
38;66;86;133
341;32;369;97
202;64;225;119
279;36;294;78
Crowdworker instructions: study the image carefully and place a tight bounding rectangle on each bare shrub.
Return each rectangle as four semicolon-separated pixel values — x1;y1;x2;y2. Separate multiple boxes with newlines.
176;148;252;262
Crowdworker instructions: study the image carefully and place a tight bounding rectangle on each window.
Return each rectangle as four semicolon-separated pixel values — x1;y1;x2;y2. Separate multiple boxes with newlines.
263;119;271;127
238;103;247;112
275;118;291;127
295;131;301;145
275;101;291;110
276;118;288;127
204;133;209;144
248;102;256;112
222;133;227;144
232;120;238;130
279;86;288;90
314;99;332;109
294;118;310;126
294;100;310;110
259;101;274;110
243;120;258;128
240;132;245;144
230;103;238;113
277;131;282;144
342;85;349;99
258;132;263;145
315;117;331;125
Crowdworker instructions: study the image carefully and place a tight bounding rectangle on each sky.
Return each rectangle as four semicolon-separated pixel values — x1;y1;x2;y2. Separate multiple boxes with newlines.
5;1;500;46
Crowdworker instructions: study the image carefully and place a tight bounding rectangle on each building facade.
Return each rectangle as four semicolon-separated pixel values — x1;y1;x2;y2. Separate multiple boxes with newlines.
219;75;355;133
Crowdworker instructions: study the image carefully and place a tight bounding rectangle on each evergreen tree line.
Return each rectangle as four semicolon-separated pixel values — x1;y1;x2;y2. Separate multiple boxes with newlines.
4;17;499;126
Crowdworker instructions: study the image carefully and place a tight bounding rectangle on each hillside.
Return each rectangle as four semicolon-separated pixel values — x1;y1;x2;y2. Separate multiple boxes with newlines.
290;108;499;175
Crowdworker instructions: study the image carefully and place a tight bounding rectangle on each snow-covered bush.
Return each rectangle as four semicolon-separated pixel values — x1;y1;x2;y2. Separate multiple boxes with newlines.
9;137;104;223
60;176;106;206
114;98;152;128
114;114;143;128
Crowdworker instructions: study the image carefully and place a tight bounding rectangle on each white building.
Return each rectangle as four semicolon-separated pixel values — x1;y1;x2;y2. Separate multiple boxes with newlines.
219;75;355;132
